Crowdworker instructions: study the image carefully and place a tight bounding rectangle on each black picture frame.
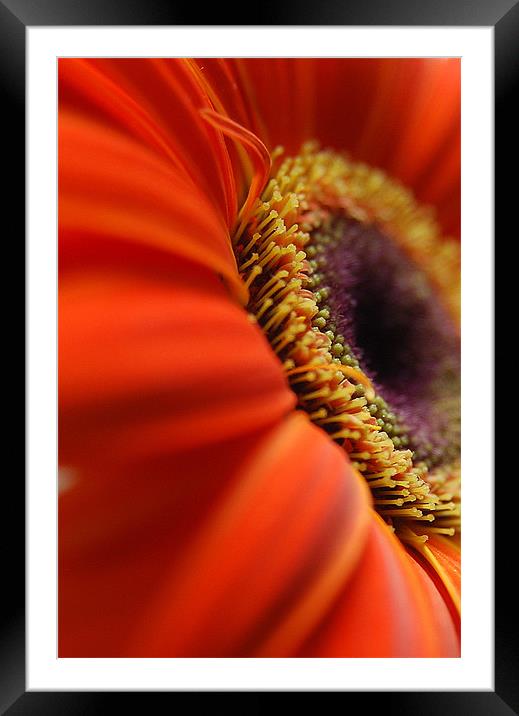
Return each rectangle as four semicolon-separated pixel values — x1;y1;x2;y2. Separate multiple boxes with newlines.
7;0;505;711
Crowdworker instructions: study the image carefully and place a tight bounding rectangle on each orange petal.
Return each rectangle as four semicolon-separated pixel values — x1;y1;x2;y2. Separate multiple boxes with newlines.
59;110;247;302
122;413;371;656
414;128;461;237
186;59;259;197
59;426;280;656
59;58;238;228
299;512;460;657
59;257;295;468
409;534;461;626
201;109;271;237
191;59;263;141
233;58;319;155
386;60;460;188
229;58;460;237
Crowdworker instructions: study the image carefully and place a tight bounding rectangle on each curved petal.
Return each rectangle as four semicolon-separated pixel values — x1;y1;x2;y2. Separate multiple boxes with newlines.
298;513;459;657
230;58;323;155
409;534;461;628
211;58;460;237
59;257;295;468
187;59;260;197
123;413;371;657
59;256;298;657
59;427;280;656
59;58;238;227
59;109;246;302
407;544;460;649
201;110;271;234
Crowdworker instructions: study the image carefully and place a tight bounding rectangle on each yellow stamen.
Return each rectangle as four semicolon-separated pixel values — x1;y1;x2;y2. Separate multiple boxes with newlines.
232;142;460;545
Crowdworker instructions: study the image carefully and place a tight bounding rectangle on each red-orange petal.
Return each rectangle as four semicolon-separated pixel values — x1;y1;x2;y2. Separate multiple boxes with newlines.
59;110;247;302
409;534;461;626
59;256;295;468
59;58;239;227
298;512;460;657
217;58;460;238
122;413;371;657
201;109;271;235
59;426;282;656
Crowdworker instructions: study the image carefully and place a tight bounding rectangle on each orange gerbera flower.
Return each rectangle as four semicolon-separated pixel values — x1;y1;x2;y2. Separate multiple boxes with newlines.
58;58;461;657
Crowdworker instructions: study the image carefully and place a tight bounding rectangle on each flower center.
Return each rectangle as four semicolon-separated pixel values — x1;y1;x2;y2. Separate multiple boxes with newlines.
308;217;461;471
232;143;461;546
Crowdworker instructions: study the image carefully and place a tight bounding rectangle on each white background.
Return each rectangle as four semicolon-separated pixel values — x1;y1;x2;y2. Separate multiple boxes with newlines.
27;26;493;691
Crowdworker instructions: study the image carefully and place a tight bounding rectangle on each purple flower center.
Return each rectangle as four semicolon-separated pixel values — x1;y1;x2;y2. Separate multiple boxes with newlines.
312;218;460;469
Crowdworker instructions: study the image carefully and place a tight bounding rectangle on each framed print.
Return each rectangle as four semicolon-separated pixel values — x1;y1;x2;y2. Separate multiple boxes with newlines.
6;0;506;711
